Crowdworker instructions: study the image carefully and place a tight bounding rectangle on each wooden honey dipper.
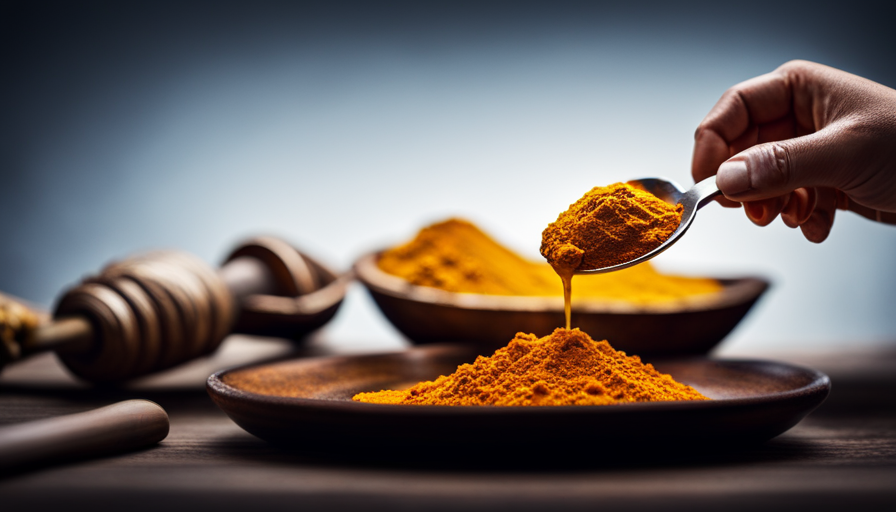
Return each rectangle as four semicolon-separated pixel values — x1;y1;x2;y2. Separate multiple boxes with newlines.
0;237;347;383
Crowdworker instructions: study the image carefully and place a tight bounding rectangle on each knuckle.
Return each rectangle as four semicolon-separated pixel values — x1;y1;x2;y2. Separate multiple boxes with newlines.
693;124;711;141
748;143;793;190
779;59;806;71
770;143;793;185
722;87;746;107
778;59;815;75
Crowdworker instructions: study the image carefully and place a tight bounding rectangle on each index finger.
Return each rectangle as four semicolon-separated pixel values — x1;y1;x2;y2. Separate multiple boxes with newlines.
692;70;794;184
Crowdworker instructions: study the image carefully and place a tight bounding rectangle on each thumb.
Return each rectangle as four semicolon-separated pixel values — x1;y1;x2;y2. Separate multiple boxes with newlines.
715;129;845;203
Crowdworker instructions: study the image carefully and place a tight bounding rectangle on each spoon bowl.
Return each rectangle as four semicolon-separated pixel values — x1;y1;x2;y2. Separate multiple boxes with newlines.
576;176;721;275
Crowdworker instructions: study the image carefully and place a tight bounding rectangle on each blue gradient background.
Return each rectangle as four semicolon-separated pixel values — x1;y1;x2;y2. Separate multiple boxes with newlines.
3;1;895;352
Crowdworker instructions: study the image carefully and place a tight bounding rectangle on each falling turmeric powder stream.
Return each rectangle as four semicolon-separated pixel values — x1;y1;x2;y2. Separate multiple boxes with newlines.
353;328;707;406
541;182;684;329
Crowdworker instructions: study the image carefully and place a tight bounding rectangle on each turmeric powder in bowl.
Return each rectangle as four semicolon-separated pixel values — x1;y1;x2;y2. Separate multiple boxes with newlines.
377;218;720;305
353;328;707;406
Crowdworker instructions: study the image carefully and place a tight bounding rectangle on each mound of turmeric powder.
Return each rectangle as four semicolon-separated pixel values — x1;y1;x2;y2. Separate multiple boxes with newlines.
353;328;707;406
541;182;683;271
377;218;719;304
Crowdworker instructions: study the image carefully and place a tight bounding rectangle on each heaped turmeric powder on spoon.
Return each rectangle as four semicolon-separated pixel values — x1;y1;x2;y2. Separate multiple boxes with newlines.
541;183;684;329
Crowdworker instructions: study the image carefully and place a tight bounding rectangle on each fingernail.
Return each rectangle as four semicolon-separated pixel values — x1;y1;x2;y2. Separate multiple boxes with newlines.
717;159;751;196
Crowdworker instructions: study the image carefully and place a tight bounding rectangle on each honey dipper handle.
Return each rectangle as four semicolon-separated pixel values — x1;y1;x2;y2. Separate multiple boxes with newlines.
23;316;94;356
217;255;280;308
0;399;169;473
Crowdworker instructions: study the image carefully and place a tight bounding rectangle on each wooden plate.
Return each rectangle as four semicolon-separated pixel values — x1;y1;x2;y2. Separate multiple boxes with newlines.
354;252;770;356
207;345;830;461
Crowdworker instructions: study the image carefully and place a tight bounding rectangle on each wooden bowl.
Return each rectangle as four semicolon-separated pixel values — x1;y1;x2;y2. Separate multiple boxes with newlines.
354;252;769;356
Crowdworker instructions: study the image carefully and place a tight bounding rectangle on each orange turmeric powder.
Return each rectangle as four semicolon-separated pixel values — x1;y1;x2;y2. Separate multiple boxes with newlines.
540;183;684;328
540;182;683;272
353;328;707;406
377;218;720;304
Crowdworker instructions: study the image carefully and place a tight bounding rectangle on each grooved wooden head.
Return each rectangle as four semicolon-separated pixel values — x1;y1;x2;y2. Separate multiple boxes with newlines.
55;251;234;383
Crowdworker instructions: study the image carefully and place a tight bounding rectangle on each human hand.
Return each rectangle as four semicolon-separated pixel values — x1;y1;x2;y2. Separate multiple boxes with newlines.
692;60;896;242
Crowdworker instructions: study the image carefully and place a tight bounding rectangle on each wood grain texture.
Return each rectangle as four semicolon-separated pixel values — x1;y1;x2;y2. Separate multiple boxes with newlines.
1;337;895;511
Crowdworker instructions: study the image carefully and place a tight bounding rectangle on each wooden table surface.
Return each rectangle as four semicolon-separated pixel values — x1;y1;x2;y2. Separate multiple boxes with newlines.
1;336;895;511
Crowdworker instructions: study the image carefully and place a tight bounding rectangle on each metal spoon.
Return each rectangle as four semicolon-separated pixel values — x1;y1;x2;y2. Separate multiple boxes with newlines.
575;175;721;275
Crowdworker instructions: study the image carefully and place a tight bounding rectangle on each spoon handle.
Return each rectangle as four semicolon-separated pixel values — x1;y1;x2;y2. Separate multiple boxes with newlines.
692;175;722;209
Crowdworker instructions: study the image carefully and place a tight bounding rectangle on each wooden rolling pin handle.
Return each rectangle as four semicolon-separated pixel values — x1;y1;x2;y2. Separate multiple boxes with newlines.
0;399;169;472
